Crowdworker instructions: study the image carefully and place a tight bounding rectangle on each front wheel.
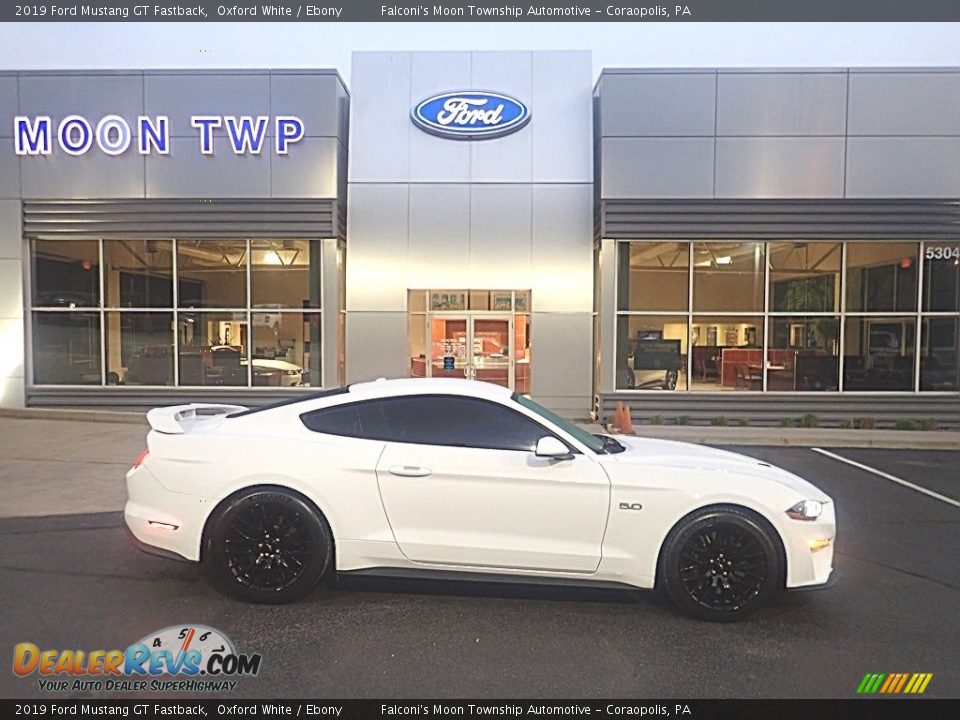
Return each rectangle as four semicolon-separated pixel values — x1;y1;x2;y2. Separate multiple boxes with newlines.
658;506;783;621
203;489;333;604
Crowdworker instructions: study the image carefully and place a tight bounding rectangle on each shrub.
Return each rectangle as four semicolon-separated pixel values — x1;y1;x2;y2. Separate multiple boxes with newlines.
855;417;876;430
920;419;937;431
738;418;751;427
801;413;820;428
651;414;664;426
894;420;918;431
675;415;691;426
840;419;854;429
780;417;797;428
710;415;729;427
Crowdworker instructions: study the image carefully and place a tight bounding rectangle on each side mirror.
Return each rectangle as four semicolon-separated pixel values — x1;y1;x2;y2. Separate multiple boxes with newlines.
535;436;573;460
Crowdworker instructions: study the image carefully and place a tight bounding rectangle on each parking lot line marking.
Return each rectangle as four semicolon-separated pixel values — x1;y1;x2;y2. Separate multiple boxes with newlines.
811;448;960;509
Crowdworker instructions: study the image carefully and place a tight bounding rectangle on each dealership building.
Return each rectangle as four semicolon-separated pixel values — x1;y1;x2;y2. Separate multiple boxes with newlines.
0;53;958;425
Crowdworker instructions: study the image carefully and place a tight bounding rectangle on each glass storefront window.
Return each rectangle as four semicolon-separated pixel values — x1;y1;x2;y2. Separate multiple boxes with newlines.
103;240;174;308
767;316;839;391
31;239;100;308
105;312;174;386
922;243;960;312
769;242;840;313
617;242;688;312
691;316;764;391
251;240;320;309
177;239;248;309
692;242;765;312
32;312;101;385
177;311;248;386
921;317;959;391
846;243;918;312
250;312;321;387
616;315;687;390
843;317;916;391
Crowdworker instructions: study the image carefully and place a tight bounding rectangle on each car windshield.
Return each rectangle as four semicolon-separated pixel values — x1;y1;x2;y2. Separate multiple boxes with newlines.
513;393;607;454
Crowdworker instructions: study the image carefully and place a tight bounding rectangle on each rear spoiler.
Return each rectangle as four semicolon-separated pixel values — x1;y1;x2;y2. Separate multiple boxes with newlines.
146;403;248;435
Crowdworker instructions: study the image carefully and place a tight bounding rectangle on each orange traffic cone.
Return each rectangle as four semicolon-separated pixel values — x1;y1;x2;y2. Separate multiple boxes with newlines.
611;402;624;433
619;402;635;435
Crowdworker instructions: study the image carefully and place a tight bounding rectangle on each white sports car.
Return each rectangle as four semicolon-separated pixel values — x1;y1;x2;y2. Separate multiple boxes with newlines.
124;378;836;621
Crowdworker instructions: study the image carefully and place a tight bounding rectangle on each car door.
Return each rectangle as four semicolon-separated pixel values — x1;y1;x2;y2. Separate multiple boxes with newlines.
368;394;610;573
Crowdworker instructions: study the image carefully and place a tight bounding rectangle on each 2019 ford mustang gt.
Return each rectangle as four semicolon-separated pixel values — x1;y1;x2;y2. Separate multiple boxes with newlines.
124;378;836;621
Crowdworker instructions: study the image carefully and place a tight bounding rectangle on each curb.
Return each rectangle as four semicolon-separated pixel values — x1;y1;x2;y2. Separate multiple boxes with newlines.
0;408;148;425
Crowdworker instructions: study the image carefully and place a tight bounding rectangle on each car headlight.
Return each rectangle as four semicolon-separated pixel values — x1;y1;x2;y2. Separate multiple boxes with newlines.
786;500;823;521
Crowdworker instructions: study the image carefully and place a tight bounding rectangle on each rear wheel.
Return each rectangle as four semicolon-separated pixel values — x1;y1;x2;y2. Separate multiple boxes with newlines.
658;506;782;621
203;489;332;604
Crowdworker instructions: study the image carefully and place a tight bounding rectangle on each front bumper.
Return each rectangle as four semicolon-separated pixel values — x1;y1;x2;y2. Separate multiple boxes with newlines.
781;501;837;590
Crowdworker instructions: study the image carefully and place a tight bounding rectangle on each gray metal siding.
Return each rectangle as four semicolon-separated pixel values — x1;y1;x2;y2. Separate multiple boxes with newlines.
25;386;322;412
22;199;340;239
598;393;960;429
601;199;960;239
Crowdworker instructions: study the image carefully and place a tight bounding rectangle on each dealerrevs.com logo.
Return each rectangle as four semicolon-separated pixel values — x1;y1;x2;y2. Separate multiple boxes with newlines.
13;625;262;693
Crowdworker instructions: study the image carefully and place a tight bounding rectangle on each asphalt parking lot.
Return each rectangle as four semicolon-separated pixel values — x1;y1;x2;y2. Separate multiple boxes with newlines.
0;417;957;699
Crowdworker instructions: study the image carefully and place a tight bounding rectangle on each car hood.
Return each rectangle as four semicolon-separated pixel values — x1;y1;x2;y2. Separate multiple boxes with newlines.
602;435;830;501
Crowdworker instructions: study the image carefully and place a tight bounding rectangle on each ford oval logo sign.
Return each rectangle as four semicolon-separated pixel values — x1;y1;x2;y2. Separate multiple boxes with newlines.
411;91;531;140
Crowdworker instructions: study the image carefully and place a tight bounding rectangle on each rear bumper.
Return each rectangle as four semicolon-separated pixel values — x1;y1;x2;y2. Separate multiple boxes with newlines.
123;519;194;563
124;464;205;562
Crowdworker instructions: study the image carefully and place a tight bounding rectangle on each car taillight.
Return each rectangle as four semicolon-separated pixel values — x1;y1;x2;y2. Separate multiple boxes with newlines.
132;449;149;469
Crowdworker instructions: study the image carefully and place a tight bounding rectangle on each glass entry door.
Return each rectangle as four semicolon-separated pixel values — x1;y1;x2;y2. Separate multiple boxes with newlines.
429;314;514;389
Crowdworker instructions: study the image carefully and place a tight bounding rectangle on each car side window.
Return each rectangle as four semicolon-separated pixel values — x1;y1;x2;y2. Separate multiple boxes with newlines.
302;394;560;452
372;395;555;452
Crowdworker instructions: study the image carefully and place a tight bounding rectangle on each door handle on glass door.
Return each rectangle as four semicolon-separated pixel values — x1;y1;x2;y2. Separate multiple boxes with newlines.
387;465;433;478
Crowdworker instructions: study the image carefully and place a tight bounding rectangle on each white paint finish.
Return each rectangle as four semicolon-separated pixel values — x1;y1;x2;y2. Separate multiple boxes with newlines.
408;52;472;182
601;137;715;198
407;184;470;290
345;184;410;312
470;51;533;183
529;312;593;405
715;137;846;198
846;136;960;198
124;379;835;605
848;71;960;136
716;72;848;136
377;440;609;572
469;184;532;289
531;184;593;313
0;318;24;379
344;311;409;384
0;377;24;409
531;51;593;183
599;72;716;137
20;145;145;199
0;200;21;260
145;137;270;198
270;137;340;198
348;52;412;183
812;448;960;509
0;259;23;320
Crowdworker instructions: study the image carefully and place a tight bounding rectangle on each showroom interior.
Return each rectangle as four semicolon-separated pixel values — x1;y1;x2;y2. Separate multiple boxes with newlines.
0;58;957;425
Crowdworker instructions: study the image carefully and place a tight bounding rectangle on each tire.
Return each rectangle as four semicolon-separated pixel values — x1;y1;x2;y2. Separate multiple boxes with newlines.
202;489;333;604
658;506;783;622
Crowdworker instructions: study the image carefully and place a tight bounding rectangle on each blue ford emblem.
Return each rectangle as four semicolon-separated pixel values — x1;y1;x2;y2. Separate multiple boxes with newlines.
411;91;531;140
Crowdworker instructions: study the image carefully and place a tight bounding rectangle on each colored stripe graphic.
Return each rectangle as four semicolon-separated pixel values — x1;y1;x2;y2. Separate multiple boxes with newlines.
857;672;933;694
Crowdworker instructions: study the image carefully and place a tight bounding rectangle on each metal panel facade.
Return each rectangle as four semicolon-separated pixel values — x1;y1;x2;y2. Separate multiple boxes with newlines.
346;51;594;413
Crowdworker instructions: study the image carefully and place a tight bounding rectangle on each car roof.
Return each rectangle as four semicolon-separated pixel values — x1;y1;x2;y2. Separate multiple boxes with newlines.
347;377;514;401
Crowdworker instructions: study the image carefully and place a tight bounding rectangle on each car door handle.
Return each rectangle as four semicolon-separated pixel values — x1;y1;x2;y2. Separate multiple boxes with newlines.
387;465;433;478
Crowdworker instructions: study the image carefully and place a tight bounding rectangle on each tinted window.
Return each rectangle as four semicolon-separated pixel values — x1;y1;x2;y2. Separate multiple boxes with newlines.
302;394;558;452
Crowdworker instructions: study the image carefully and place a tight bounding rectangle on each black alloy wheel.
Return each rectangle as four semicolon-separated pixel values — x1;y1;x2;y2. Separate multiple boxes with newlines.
663;370;679;390
659;506;782;621
203;490;332;604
